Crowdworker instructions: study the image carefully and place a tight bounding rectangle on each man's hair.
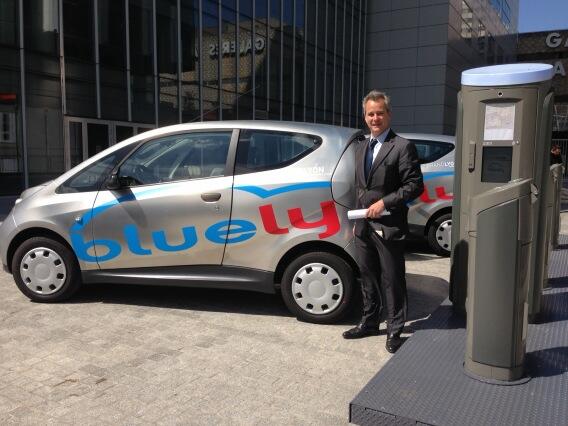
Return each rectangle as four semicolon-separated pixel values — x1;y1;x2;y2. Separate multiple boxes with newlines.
362;90;391;113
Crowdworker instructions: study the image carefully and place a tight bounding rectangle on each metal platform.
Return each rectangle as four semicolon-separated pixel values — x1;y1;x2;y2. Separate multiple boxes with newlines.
350;236;568;426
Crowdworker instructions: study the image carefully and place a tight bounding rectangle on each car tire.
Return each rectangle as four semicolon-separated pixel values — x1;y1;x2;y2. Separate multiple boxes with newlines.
427;212;452;257
11;237;82;302
281;251;355;324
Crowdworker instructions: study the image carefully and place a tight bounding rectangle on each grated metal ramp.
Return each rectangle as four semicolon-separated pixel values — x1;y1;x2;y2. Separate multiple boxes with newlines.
350;236;568;426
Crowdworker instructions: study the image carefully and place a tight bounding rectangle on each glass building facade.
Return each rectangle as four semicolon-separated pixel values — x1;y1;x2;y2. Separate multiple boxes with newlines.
0;0;367;196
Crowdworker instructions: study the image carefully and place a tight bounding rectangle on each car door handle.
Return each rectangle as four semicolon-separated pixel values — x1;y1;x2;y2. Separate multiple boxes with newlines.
201;192;221;202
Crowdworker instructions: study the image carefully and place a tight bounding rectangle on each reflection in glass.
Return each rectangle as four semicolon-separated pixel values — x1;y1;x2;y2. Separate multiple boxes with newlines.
25;0;64;186
27;107;64;186
221;5;237;118
157;0;179;125
0;0;18;47
116;126;134;143
202;1;220;120
24;0;59;54
69;121;83;167
0;109;23;194
282;29;293;120
63;0;96;117
181;0;200;122
132;74;155;123
130;0;154;123
254;2;268;115
5;0;367;194
237;13;254;119
268;0;281;119
87;123;109;157
99;0;128;121
293;0;305;121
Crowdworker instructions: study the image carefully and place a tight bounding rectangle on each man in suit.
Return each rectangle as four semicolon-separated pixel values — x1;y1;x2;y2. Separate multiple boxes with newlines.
343;90;424;353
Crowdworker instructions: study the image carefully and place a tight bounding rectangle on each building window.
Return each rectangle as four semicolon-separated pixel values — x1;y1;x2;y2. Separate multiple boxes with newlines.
130;0;155;123
477;23;486;56
553;104;568;132
0;0;18;47
461;1;473;46
0;112;16;144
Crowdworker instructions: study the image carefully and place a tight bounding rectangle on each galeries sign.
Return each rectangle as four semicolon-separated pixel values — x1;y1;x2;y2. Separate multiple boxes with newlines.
544;33;567;77
209;37;266;58
546;32;568;48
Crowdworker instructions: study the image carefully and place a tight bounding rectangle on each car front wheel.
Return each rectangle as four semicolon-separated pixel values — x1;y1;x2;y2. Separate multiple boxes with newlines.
11;237;82;302
281;251;355;324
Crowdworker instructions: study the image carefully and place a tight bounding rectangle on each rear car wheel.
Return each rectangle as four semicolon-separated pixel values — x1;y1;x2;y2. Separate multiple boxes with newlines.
427;212;452;257
281;251;355;323
11;237;82;302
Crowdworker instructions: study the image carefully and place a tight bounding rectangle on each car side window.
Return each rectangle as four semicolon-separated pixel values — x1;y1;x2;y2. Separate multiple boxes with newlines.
56;145;133;193
118;131;231;186
235;129;321;174
411;140;454;164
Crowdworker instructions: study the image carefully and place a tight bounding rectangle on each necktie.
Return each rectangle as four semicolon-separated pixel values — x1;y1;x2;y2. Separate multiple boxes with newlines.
365;138;378;180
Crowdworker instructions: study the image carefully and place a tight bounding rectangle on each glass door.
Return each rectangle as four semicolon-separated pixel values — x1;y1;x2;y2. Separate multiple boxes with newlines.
64;117;155;170
0;108;24;195
87;122;110;157
67;119;85;168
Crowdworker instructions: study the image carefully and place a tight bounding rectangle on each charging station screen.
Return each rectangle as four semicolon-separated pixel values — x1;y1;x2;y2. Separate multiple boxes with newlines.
481;147;512;183
484;103;515;140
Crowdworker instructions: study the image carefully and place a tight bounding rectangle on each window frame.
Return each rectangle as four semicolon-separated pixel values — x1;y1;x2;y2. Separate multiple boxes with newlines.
234;128;322;175
56;144;135;194
410;139;455;165
111;128;239;187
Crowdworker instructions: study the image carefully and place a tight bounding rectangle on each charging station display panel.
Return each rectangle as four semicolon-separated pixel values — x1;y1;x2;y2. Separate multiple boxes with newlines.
482;147;513;183
484;103;516;141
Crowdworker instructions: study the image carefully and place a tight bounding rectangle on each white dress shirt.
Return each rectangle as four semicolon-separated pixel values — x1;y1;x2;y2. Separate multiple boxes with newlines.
369;127;390;163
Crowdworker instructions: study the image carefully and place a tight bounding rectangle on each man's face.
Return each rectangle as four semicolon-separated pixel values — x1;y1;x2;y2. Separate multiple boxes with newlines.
364;99;391;137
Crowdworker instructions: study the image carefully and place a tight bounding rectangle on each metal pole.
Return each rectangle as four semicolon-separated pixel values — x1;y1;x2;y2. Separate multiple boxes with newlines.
19;0;28;188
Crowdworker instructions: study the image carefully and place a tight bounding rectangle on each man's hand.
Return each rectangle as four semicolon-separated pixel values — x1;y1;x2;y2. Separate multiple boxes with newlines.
366;199;385;218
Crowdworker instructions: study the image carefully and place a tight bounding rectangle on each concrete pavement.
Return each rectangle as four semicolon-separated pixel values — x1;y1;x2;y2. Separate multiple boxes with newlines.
0;244;450;425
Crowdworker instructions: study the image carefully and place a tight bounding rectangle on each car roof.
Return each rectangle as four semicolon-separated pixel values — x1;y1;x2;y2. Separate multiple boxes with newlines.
52;121;363;186
399;133;455;145
127;120;362;146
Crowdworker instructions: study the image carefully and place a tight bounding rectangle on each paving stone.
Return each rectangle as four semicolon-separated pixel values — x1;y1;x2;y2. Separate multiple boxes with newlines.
0;221;464;424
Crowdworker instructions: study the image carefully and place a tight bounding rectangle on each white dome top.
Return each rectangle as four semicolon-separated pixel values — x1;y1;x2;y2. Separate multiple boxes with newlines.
461;63;554;86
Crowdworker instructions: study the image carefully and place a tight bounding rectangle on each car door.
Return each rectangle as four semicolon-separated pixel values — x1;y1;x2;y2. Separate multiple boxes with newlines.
89;129;236;270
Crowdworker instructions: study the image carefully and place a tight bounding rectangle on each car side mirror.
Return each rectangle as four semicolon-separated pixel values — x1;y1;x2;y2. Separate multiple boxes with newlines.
106;172;122;190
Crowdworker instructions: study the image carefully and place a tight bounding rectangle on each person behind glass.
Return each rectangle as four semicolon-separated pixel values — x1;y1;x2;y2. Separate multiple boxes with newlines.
343;90;424;354
551;144;563;165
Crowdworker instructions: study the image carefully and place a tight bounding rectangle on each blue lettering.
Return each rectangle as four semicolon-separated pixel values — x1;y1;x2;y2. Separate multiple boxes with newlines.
70;218;258;262
70;232;121;262
124;224;152;255
205;220;257;244
152;226;198;252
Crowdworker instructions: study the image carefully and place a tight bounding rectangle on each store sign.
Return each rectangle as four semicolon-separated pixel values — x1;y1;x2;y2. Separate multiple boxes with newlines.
209;37;265;58
545;32;568;48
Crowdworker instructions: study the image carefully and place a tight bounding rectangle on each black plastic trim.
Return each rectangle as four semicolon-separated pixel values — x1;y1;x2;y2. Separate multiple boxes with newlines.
82;265;275;294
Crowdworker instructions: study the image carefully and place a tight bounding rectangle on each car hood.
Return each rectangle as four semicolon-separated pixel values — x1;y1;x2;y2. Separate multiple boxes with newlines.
17;181;52;203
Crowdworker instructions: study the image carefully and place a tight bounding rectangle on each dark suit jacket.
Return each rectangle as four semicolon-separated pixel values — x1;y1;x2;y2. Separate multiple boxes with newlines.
354;130;424;240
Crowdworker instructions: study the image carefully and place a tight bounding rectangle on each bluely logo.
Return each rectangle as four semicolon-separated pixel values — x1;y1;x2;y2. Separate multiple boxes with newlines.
70;182;340;263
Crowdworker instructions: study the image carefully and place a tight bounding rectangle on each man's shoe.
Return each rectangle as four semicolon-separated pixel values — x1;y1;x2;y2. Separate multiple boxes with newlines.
385;333;403;353
342;324;380;339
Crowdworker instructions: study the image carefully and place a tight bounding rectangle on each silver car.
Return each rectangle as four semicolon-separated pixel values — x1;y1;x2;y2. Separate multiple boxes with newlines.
0;122;454;323
403;133;455;256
